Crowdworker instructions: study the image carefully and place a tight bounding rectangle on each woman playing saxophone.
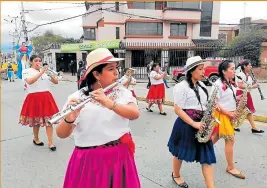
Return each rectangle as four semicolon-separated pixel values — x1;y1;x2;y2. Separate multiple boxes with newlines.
211;60;245;179
168;56;216;188
235;60;264;133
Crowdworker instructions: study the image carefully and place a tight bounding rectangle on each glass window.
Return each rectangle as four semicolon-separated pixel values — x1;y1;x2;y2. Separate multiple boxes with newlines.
116;27;120;39
115;2;119;11
200;21;212;37
132;2;155;9
201;2;213;11
201;11;212;21
182;2;200;9
167;2;182;8
166;1;199;9
126;22;163;35
200;2;213;37
83;28;96;40
170;23;187;36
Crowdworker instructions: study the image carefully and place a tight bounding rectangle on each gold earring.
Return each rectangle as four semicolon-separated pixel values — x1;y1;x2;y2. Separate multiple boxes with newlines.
98;80;102;88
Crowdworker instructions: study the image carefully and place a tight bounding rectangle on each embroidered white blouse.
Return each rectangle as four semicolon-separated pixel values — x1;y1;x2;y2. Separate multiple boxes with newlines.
211;79;237;111
22;68;51;94
173;80;208;111
63;86;137;147
150;71;164;85
120;75;136;91
235;70;253;92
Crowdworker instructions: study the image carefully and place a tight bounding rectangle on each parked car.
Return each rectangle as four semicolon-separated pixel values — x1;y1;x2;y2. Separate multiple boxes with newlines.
172;59;223;86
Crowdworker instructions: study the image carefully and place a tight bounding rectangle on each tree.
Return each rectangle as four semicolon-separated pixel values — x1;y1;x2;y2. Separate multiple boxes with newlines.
221;29;267;66
31;30;65;57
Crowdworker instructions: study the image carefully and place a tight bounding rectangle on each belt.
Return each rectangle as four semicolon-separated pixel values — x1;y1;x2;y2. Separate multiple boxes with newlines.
75;133;135;157
75;139;121;149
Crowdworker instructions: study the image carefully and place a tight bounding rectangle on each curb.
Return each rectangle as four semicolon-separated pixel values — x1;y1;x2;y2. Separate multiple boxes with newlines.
136;96;267;123
61;79;267;84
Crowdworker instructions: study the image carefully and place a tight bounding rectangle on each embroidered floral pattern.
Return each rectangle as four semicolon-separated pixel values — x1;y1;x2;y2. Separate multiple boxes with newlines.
19;115;53;127
146;99;165;105
184;109;203;121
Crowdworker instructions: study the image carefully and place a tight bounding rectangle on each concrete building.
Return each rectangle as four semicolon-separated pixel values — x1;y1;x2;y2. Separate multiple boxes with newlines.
82;1;222;77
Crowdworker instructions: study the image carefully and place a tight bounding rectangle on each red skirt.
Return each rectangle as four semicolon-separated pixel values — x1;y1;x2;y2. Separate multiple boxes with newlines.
146;83;165;104
236;90;255;113
19;91;59;127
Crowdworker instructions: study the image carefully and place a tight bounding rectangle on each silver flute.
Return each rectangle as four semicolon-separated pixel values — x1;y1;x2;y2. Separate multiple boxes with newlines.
48;80;120;125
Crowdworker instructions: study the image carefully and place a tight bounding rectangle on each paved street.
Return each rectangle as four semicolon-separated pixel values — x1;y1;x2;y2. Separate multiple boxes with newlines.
1;80;267;188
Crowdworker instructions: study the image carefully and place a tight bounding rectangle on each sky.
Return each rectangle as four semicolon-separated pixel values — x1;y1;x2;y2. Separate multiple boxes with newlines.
1;1;267;53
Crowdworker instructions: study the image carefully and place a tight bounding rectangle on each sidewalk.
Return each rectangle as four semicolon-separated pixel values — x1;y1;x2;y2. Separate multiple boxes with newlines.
62;73;267;83
61;74;267;123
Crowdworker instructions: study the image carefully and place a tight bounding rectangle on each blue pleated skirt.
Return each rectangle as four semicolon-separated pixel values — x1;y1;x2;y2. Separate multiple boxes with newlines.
167;117;216;165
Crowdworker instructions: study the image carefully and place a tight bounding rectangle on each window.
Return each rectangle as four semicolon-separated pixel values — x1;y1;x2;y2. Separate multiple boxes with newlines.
83;28;96;40
170;23;187;36
132;2;155;9
200;2;213;37
166;2;200;9
116;27;120;39
126;22;163;35
115;2;119;11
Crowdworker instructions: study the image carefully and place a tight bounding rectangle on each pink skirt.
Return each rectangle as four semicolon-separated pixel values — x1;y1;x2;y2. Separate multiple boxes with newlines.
63;144;140;188
146;83;165;104
236;90;255;113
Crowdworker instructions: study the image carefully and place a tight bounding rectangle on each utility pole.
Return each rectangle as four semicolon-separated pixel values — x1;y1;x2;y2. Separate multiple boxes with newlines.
21;2;28;42
8;15;19;45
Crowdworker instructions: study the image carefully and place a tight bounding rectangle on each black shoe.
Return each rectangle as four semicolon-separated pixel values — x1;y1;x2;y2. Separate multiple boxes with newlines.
171;173;189;188
234;128;240;132
49;146;57;151
33;140;44;146
146;107;153;112
159;112;167;116
252;129;264;133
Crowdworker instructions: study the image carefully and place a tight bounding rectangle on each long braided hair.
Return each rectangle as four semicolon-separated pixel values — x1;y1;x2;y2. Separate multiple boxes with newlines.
185;65;209;107
218;60;237;102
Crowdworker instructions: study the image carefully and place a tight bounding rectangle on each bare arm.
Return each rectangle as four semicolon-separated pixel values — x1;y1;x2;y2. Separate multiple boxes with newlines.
56;120;76;138
174;104;196;127
105;99;140;120
49;76;59;84
237;81;246;89
56;99;79;139
153;73;164;80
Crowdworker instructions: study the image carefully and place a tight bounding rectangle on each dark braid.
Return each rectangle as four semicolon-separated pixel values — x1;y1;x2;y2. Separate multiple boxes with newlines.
218;60;237;102
185;66;209;109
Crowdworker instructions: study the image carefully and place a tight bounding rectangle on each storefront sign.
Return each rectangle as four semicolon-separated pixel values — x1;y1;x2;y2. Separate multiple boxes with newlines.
114;49;126;53
60;40;120;52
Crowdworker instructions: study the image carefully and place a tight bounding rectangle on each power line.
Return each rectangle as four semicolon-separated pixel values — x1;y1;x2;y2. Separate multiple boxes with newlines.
25;5;84;12
27;3;124;32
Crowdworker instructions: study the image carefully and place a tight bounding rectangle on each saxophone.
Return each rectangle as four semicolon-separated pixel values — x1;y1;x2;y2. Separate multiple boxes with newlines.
196;80;220;143
231;84;250;128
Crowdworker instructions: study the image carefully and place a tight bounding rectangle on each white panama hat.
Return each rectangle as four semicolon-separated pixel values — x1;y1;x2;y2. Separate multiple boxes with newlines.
183;56;209;73
79;48;124;82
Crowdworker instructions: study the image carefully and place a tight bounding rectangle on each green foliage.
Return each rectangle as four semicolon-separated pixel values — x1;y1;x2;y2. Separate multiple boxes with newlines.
222;29;267;66
31;30;65;57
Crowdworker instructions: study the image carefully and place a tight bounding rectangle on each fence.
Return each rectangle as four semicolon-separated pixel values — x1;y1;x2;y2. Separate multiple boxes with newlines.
117;41;259;79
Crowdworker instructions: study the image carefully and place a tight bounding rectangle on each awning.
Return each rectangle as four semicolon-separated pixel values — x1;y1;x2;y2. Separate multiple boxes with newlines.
192;39;225;48
120;41;196;50
60;39;121;52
